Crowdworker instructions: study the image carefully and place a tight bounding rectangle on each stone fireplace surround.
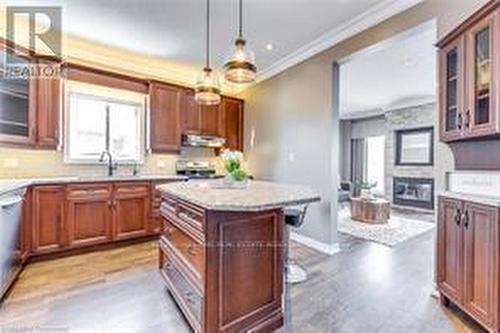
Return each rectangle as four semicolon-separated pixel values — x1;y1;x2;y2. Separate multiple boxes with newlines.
384;103;435;209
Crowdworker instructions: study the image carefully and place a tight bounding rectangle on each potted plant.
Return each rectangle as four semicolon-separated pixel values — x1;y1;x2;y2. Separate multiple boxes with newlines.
220;149;249;188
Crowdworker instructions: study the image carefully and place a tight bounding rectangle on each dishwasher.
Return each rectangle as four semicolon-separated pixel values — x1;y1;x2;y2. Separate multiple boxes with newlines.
0;188;25;301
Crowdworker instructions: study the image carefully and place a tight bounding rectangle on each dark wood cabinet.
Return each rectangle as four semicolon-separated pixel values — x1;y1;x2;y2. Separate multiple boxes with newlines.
31;185;65;254
181;90;244;148
0;42;37;147
221;97;244;151
25;179;179;259
181;90;223;137
438;2;500;142
200;104;222;136
150;82;182;153
437;197;464;302
440;36;466;142
462;202;498;328
66;184;113;248
35;59;61;149
181;89;201;133
113;182;150;240
437;196;499;332
1;39;245;152
159;193;283;333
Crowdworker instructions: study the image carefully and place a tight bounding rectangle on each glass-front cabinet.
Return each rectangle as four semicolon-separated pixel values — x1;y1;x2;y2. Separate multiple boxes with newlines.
440;36;465;141
465;13;496;137
438;8;500;142
0;45;36;145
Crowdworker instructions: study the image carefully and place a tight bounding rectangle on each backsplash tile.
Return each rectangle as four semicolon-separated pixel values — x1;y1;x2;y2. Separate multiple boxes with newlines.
0;146;220;179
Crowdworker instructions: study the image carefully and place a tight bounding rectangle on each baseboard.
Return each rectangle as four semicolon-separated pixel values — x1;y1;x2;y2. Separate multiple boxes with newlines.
290;232;340;256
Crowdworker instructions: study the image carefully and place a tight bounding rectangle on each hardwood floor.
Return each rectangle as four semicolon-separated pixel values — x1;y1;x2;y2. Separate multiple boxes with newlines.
0;232;485;332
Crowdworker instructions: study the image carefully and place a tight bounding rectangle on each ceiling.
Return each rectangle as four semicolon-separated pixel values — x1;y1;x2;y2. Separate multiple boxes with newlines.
339;21;437;119
5;0;422;82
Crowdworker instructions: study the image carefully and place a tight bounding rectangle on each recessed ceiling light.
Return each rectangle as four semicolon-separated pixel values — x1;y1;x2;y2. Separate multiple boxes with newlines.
266;43;274;51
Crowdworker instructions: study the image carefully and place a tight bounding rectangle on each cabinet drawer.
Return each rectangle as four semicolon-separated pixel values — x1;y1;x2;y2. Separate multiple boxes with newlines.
161;219;205;282
159;242;203;329
177;202;204;232
66;184;112;200
114;183;149;197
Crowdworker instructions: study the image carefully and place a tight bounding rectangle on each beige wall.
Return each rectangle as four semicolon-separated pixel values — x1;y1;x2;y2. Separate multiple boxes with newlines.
241;0;489;245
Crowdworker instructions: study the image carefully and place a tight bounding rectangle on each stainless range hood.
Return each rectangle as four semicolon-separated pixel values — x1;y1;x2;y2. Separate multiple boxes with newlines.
181;133;226;148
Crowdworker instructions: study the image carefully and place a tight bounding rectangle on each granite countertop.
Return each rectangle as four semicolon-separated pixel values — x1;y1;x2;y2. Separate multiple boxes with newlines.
0;175;187;196
439;191;500;207
157;180;321;212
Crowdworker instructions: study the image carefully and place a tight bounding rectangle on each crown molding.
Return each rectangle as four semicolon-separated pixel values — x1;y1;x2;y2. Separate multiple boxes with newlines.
254;0;424;84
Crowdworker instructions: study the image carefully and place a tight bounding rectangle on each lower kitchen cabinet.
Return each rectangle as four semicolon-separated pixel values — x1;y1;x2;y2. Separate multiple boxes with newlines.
31;185;66;254
25;180;176;259
437;196;499;332
66;184;113;247
114;182;150;240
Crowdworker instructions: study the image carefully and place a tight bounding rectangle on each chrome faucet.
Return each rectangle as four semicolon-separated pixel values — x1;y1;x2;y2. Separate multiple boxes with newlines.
99;151;117;177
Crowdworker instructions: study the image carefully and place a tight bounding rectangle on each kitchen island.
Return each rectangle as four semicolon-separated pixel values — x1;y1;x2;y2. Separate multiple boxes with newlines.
157;180;320;333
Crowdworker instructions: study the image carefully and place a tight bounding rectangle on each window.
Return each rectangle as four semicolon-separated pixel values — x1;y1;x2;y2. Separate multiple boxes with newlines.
366;136;385;195
65;83;145;163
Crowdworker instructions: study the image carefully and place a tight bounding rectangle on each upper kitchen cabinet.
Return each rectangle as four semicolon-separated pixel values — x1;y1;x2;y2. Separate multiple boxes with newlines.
181;89;201;133
0;43;36;146
180;89;223;137
200;104;222;136
221;97;244;151
438;3;500;142
440;36;466;142
0;40;62;149
35;58;61;149
149;82;182;153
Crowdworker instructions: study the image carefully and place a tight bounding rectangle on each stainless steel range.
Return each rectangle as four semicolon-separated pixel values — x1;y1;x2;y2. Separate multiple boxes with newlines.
175;160;224;179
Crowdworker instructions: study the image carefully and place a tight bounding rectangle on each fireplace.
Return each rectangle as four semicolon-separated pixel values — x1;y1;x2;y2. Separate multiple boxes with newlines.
393;177;434;210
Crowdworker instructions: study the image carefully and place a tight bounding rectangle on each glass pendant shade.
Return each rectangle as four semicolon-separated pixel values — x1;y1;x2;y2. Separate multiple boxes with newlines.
195;67;221;106
224;37;256;83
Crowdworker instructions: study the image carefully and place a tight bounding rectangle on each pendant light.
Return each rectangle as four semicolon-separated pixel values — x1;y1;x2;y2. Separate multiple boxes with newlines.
195;0;221;105
223;0;256;84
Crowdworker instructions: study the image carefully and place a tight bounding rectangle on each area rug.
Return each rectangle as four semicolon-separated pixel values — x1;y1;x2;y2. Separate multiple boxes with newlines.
337;209;435;247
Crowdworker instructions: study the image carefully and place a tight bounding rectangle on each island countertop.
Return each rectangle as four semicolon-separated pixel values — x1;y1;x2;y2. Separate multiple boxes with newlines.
157;179;320;211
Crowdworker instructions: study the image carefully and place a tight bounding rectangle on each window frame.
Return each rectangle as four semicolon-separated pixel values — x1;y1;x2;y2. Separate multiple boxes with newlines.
64;91;146;165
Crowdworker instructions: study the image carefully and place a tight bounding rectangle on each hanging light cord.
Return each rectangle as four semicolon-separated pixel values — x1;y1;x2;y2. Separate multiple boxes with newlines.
238;0;243;37
206;0;210;68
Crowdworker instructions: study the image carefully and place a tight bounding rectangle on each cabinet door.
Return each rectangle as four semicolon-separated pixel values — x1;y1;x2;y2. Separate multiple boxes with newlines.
36;59;61;149
465;12;498;137
150;82;182;153
200;104;222;136
32;185;65;253
437;197;464;303
66;184;112;247
463;202;498;328
0;45;36;146
439;36;466;142
113;183;150;240
222;97;244;151
181;89;201;133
